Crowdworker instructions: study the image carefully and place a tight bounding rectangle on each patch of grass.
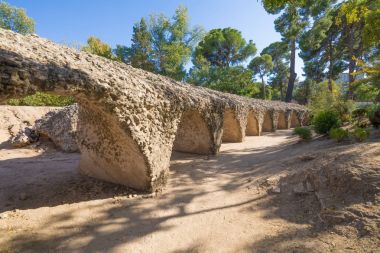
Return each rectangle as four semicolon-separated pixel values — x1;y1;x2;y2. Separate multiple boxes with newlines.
7;92;75;107
329;128;349;142
352;128;370;142
294;127;312;140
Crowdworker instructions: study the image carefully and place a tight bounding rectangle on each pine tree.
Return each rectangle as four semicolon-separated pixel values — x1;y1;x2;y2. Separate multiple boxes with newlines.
263;1;307;102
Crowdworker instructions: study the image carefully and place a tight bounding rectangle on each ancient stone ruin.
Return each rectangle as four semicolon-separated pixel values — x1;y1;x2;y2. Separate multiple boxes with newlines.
0;29;308;192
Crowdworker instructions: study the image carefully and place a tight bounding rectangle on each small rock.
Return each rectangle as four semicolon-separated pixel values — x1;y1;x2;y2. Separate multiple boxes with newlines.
271;186;281;194
0;213;8;219
299;155;316;162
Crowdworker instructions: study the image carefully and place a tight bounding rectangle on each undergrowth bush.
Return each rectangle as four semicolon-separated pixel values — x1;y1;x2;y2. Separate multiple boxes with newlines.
352;128;370;142
332;100;355;123
329;128;349;142
312;110;341;134
352;107;369;118
7;92;75;106
294;127;312;140
368;104;380;128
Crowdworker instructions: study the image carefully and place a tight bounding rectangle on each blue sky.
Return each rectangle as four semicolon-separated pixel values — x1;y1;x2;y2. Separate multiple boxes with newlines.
7;0;304;77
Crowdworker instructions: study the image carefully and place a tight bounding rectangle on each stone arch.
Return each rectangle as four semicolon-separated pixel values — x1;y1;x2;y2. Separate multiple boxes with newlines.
262;111;274;132
245;111;260;136
0;49;171;192
173;110;214;155
0;28;308;191
76;102;150;190
222;109;243;142
290;111;300;128
302;112;310;126
277;111;287;129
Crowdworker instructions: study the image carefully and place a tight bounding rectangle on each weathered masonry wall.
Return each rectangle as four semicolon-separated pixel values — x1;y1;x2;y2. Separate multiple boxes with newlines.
0;29;308;192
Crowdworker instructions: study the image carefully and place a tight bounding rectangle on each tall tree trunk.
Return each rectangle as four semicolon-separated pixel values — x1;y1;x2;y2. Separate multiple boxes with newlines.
328;34;333;92
285;38;296;102
347;25;355;100
280;82;284;101
261;76;266;100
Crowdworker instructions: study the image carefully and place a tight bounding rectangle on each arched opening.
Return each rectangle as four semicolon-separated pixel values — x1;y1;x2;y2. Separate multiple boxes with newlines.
222;109;242;142
245;111;260;136
77;104;150;190
262;111;273;132
290;111;300;128
173;110;214;155
277;111;287;129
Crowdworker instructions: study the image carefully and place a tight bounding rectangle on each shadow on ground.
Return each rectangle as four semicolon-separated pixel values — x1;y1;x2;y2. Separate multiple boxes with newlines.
1;130;379;252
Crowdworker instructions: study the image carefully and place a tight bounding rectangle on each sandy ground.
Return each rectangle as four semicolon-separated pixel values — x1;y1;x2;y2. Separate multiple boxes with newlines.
0;107;379;253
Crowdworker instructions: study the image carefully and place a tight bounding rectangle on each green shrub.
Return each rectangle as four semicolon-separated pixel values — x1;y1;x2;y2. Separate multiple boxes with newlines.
7;92;75;106
368;104;380;128
312;110;341;134
329;128;349;142
352;128;370;142
354;117;371;128
294;127;312;140
309;80;341;114
352;104;372;128
332;100;355;123
352;107;369;118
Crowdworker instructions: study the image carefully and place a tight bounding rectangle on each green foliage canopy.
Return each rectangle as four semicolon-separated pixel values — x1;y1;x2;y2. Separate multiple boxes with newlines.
248;54;274;99
194;28;257;68
0;1;35;34
115;6;204;81
82;36;116;60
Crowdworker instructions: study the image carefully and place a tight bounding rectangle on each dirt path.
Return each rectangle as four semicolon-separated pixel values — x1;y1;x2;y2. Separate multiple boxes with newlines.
0;126;379;252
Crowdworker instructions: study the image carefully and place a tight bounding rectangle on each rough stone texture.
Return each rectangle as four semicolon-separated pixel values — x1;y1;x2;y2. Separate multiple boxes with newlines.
0;105;58;146
290;111;301;128
222;109;243;142
35;104;78;152
276;111;287;129
245;111;260;136
0;28;308;191
11;125;38;147
262;111;274;132
284;143;380;236
173;110;214;154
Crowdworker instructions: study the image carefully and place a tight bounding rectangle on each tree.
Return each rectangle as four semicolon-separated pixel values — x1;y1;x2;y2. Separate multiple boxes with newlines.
188;28;258;97
194;28;257;67
353;59;380;102
293;78;317;105
116;6;203;80
249;54;274;99
337;0;380;99
261;41;289;100
149;6;204;80
0;1;35;34
82;36;115;60
206;67;260;96
299;7;344;91
263;1;307;102
115;18;154;71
